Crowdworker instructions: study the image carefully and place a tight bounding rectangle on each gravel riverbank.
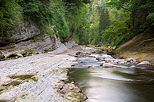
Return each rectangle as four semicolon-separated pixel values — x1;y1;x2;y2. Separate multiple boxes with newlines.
0;46;96;102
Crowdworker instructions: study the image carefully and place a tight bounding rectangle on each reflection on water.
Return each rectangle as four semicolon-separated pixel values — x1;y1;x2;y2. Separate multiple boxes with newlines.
68;65;154;102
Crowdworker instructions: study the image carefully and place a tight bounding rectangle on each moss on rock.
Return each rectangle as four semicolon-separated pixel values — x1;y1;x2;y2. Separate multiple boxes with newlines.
0;52;5;61
21;49;34;57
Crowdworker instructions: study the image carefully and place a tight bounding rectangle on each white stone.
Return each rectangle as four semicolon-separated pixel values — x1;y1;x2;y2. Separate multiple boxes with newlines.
138;61;151;65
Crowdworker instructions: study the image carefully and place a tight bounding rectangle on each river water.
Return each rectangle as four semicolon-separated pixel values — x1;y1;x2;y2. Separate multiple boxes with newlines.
68;56;154;102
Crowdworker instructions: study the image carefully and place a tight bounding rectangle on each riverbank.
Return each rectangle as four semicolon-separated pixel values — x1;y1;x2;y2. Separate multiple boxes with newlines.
114;50;154;65
0;45;97;102
115;33;154;65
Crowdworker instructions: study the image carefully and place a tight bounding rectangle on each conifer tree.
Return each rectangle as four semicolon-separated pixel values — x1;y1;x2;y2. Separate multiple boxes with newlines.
99;8;110;41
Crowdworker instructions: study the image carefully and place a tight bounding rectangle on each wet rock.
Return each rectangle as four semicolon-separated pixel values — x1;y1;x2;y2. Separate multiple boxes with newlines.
104;55;114;59
71;62;78;66
83;94;88;100
64;91;86;102
100;63;104;66
102;63;115;68
60;83;75;94
75;52;88;57
59;82;87;102
73;87;81;93
130;65;136;68
138;61;151;65
96;56;105;61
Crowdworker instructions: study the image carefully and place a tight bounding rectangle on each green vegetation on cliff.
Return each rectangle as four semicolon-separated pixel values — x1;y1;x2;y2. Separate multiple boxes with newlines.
0;0;154;47
0;0;91;45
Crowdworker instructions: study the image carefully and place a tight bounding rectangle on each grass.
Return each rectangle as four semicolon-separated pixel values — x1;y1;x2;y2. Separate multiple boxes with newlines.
9;75;38;82
0;100;7;102
0;89;4;93
5;81;21;87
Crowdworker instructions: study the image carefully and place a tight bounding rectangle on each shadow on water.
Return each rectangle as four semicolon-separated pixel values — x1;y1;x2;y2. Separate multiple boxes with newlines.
68;57;154;102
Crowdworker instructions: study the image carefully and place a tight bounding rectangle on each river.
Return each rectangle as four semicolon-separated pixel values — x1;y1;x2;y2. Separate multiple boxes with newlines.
67;55;154;102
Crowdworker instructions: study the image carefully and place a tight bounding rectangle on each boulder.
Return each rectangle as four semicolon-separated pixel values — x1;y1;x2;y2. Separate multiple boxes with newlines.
75;52;88;57
126;58;136;63
102;63;115;68
138;61;151;65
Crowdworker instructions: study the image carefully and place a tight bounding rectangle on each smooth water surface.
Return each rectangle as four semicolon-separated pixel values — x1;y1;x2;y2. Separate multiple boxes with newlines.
68;57;154;102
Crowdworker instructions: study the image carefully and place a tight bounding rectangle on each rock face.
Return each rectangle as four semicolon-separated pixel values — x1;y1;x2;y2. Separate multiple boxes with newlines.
0;20;41;46
11;21;41;43
65;40;78;49
1;33;79;57
0;19;73;55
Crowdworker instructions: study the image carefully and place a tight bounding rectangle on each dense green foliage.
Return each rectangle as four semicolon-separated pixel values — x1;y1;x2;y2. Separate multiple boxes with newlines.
99;0;154;46
0;0;22;36
0;0;91;44
0;0;153;47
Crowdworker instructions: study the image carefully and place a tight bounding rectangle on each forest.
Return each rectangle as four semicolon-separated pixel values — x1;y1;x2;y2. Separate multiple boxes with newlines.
0;0;154;46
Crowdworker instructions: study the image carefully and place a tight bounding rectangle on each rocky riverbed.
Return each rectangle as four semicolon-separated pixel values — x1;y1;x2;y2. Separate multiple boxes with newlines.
0;44;152;102
0;45;98;102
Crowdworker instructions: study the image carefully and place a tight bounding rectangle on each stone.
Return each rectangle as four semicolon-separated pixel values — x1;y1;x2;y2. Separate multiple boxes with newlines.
71;62;78;66
138;61;151;65
100;63;104;66
75;52;88;57
17;54;23;57
82;94;88;100
73;87;81;93
88;65;92;68
104;55;114;59
102;63;115;68
96;56;105;61
126;58;136;63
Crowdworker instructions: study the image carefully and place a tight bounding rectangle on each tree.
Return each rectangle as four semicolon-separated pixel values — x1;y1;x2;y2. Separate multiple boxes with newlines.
99;8;110;36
